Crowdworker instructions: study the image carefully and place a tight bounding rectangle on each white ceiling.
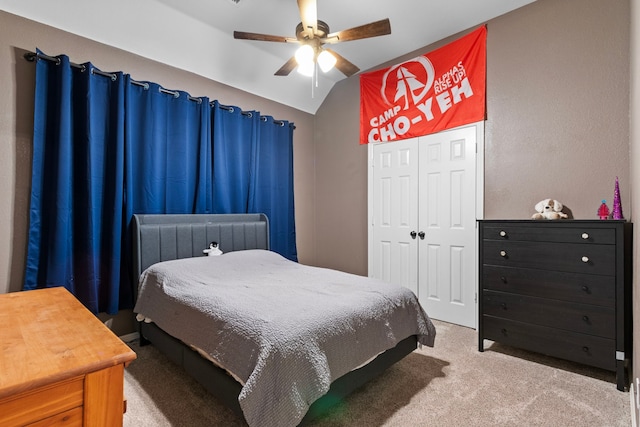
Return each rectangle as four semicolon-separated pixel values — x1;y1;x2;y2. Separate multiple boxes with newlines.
1;0;535;114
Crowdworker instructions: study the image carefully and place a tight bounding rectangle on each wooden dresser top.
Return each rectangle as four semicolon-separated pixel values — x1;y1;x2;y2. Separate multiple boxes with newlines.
0;287;136;398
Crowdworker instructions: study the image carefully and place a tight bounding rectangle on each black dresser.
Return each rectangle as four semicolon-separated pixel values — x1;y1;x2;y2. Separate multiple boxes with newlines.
478;220;632;391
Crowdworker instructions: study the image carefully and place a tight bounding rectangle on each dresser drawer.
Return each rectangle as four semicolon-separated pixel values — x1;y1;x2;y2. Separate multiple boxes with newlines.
482;316;615;371
482;240;615;275
28;407;83;427
0;376;83;427
482;265;615;307
483;290;615;338
483;225;615;244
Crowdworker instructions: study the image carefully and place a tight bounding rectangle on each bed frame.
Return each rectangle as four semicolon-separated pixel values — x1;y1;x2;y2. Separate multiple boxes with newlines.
132;213;418;424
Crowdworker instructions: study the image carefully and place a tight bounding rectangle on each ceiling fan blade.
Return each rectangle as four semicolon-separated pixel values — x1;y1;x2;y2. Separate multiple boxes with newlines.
275;56;298;76
324;48;360;77
234;31;297;43
297;0;318;38
327;18;391;43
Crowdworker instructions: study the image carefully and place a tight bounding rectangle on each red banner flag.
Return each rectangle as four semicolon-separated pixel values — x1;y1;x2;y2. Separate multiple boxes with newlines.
360;26;486;144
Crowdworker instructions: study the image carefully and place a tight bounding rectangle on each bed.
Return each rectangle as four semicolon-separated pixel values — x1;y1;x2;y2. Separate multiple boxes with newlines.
132;213;435;427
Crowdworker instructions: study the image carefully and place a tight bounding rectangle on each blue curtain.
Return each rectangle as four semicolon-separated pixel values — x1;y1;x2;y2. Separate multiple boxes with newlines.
212;102;257;213
124;80;212;216
25;51;297;314
249;117;297;261
212;104;297;261
25;51;126;314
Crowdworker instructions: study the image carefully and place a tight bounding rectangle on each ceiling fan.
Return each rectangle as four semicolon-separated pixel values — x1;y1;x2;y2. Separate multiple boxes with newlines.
233;0;391;78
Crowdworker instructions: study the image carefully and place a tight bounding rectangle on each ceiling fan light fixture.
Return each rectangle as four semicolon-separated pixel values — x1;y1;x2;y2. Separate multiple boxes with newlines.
295;44;315;76
295;44;314;66
296;61;315;77
317;50;336;73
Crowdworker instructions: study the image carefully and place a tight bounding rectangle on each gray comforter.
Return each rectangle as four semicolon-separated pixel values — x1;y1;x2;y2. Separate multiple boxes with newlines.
134;249;436;427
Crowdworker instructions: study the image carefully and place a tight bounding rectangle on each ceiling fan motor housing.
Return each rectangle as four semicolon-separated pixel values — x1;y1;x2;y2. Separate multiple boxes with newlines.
296;20;330;40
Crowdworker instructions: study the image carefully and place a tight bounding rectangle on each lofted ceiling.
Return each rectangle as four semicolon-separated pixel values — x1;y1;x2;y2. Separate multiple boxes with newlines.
0;0;535;114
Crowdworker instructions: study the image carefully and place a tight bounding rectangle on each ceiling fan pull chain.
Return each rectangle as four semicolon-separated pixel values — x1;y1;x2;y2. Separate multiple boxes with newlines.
311;63;315;98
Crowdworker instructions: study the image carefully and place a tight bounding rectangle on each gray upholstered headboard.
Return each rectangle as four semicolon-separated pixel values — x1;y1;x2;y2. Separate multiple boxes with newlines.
132;213;270;279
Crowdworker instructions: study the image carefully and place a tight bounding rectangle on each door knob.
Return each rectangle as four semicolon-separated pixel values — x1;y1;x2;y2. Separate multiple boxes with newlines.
410;231;417;239
418;231;425;240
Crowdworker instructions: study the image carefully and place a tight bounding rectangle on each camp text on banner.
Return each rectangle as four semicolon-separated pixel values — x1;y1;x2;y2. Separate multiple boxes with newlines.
360;25;486;145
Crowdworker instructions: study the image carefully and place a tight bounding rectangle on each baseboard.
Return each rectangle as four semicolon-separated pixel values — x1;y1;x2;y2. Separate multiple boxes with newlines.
119;332;140;343
632;380;638;427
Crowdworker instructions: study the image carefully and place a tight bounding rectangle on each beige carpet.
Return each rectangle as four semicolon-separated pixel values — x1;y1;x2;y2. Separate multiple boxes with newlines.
123;320;630;426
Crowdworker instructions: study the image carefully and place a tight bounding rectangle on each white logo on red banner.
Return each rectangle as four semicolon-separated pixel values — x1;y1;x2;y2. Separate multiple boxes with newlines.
360;26;486;144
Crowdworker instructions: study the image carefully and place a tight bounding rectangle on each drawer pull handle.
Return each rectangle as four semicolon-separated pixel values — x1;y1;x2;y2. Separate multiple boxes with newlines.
500;276;507;283
581;232;589;240
500;250;507;257
499;230;507;237
581;256;589;263
581;285;590;293
501;303;507;310
582;315;590;323
501;328;508;336
582;346;589;353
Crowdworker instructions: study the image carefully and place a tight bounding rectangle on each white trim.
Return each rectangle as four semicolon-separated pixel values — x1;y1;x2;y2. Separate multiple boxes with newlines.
119;332;140;343
367;142;375;278
475;120;485;221
631;380;637;427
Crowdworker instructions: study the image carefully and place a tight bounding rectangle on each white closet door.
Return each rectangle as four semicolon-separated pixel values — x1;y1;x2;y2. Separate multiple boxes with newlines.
371;138;419;296
418;126;477;328
369;124;480;328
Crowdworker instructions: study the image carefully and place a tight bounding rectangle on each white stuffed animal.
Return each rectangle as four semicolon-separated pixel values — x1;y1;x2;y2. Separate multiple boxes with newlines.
532;199;568;220
203;241;223;256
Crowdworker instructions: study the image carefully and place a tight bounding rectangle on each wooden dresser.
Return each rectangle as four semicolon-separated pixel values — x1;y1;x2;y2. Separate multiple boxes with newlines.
0;287;137;426
478;220;632;391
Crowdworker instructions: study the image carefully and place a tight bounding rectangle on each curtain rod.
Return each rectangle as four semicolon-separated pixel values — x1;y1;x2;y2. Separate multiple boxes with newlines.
23;51;202;102
24;51;296;128
215;104;289;127
217;104;254;118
